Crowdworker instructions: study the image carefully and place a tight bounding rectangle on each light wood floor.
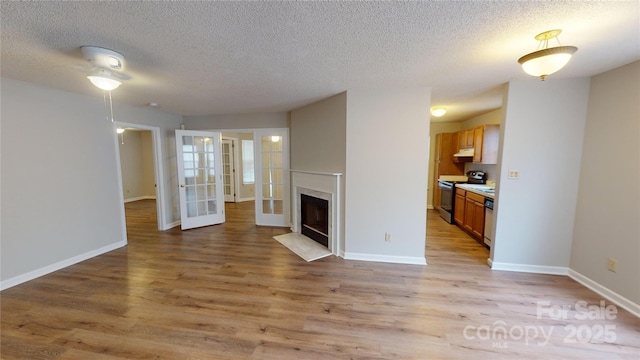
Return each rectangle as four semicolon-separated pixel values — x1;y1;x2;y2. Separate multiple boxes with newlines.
1;200;638;359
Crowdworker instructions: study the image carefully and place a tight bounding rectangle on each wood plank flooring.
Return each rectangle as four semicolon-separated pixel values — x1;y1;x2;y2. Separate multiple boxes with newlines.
1;200;638;359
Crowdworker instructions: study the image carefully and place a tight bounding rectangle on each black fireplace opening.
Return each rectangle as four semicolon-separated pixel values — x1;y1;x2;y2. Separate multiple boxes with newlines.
300;194;329;248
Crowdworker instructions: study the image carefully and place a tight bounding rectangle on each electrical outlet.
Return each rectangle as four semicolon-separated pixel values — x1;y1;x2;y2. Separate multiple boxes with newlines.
385;232;392;242
508;170;519;180
607;258;618;272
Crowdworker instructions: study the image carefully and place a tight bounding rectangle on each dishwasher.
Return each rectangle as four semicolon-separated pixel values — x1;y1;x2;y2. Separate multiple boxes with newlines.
484;198;494;247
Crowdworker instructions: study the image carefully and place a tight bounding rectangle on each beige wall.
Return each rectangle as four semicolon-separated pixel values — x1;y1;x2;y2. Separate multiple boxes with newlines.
290;92;347;173
570;61;640;305
289;92;347;251
119;130;156;200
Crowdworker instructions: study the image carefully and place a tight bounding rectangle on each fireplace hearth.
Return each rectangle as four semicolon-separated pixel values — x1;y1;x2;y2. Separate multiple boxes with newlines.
301;194;329;247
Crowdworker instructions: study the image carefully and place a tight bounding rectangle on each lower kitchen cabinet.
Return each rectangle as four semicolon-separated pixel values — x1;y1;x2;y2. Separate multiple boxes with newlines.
455;188;485;242
454;188;466;225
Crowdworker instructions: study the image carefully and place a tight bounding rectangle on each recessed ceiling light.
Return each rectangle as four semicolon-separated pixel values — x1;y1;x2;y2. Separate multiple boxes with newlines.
148;102;160;108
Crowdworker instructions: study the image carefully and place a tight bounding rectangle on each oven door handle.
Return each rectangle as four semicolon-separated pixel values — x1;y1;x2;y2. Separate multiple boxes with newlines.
438;181;453;189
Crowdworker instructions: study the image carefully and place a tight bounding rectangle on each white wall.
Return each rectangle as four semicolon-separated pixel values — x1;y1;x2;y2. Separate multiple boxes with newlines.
0;78;182;288
570;61;640;306
344;88;431;264
184;112;288;130
492;78;590;271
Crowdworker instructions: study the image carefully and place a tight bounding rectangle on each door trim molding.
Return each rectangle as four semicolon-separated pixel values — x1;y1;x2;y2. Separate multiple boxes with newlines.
113;122;168;231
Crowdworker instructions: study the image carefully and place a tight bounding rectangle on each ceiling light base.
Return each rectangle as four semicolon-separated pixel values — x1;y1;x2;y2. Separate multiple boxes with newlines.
81;46;125;70
534;29;562;42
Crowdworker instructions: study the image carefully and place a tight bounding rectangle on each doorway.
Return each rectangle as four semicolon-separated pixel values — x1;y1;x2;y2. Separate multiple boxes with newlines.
114;122;166;231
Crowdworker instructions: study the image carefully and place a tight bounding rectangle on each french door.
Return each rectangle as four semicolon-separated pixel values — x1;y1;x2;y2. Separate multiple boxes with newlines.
254;129;289;227
221;138;236;202
175;130;225;230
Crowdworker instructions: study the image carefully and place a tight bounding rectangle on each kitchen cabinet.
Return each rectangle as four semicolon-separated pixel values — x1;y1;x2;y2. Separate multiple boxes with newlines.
464;192;485;239
433;132;465;210
454;188;466;225
454;188;485;242
473;125;500;164
458;129;474;149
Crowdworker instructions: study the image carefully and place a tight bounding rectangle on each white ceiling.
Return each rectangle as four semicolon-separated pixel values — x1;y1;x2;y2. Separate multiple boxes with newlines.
1;1;638;122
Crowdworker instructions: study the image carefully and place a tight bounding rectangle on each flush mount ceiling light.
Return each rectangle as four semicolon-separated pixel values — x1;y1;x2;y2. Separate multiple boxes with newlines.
518;29;578;81
431;107;447;117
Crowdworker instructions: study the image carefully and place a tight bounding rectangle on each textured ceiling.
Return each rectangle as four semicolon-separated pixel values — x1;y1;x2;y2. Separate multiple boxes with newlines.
1;1;638;122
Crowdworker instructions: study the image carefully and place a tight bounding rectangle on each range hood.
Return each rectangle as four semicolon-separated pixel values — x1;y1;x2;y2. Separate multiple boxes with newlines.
453;148;475;157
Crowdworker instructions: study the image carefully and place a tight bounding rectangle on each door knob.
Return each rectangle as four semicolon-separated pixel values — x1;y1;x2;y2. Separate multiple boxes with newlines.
180;184;185;188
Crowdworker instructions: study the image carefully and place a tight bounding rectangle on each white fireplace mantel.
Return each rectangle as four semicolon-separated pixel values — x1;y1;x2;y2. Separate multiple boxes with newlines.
291;170;342;257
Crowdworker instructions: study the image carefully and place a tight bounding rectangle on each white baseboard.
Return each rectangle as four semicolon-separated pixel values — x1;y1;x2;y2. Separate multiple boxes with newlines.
124;195;156;203
568;269;640;318
237;197;255;202
344;252;427;265
490;261;569;275
0;240;127;291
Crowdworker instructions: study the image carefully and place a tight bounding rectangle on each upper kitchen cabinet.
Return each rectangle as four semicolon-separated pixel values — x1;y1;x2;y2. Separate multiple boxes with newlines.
458;129;475;149
472;125;500;164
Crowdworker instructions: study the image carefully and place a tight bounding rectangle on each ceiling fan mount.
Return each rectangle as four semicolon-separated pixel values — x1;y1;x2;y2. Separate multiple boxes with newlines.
79;46;131;82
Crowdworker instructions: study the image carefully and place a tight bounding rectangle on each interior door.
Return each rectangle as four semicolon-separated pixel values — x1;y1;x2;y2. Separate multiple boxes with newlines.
175;130;225;230
254;129;289;227
222;138;236;202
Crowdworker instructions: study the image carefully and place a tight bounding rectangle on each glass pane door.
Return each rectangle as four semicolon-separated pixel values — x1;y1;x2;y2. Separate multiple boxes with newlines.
176;130;225;230
254;129;289;227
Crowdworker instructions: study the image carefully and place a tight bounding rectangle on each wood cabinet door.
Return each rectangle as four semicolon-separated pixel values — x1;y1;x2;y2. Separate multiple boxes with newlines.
454;192;466;225
465;129;475;148
473;126;484;163
471;200;485;239
463;197;475;232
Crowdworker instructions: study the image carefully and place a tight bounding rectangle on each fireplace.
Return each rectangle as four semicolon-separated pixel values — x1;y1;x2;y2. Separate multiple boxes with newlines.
301;194;329;247
291;170;342;257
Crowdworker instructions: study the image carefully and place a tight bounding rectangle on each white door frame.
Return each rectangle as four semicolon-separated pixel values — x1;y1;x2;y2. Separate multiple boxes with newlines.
221;136;239;202
113;121;167;231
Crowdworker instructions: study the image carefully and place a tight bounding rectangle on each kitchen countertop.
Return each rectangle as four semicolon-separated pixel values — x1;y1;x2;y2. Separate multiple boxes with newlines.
455;183;495;199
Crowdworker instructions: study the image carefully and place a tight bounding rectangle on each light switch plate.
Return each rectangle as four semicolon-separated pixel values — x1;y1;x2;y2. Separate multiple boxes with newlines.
508;170;519;180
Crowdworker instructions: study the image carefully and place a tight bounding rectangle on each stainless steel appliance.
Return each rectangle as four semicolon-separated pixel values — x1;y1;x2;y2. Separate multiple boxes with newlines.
484;198;494;247
438;171;487;224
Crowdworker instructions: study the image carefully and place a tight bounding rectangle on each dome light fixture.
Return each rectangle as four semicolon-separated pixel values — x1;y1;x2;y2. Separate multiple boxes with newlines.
87;69;122;91
431;107;447;117
518;29;578;81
